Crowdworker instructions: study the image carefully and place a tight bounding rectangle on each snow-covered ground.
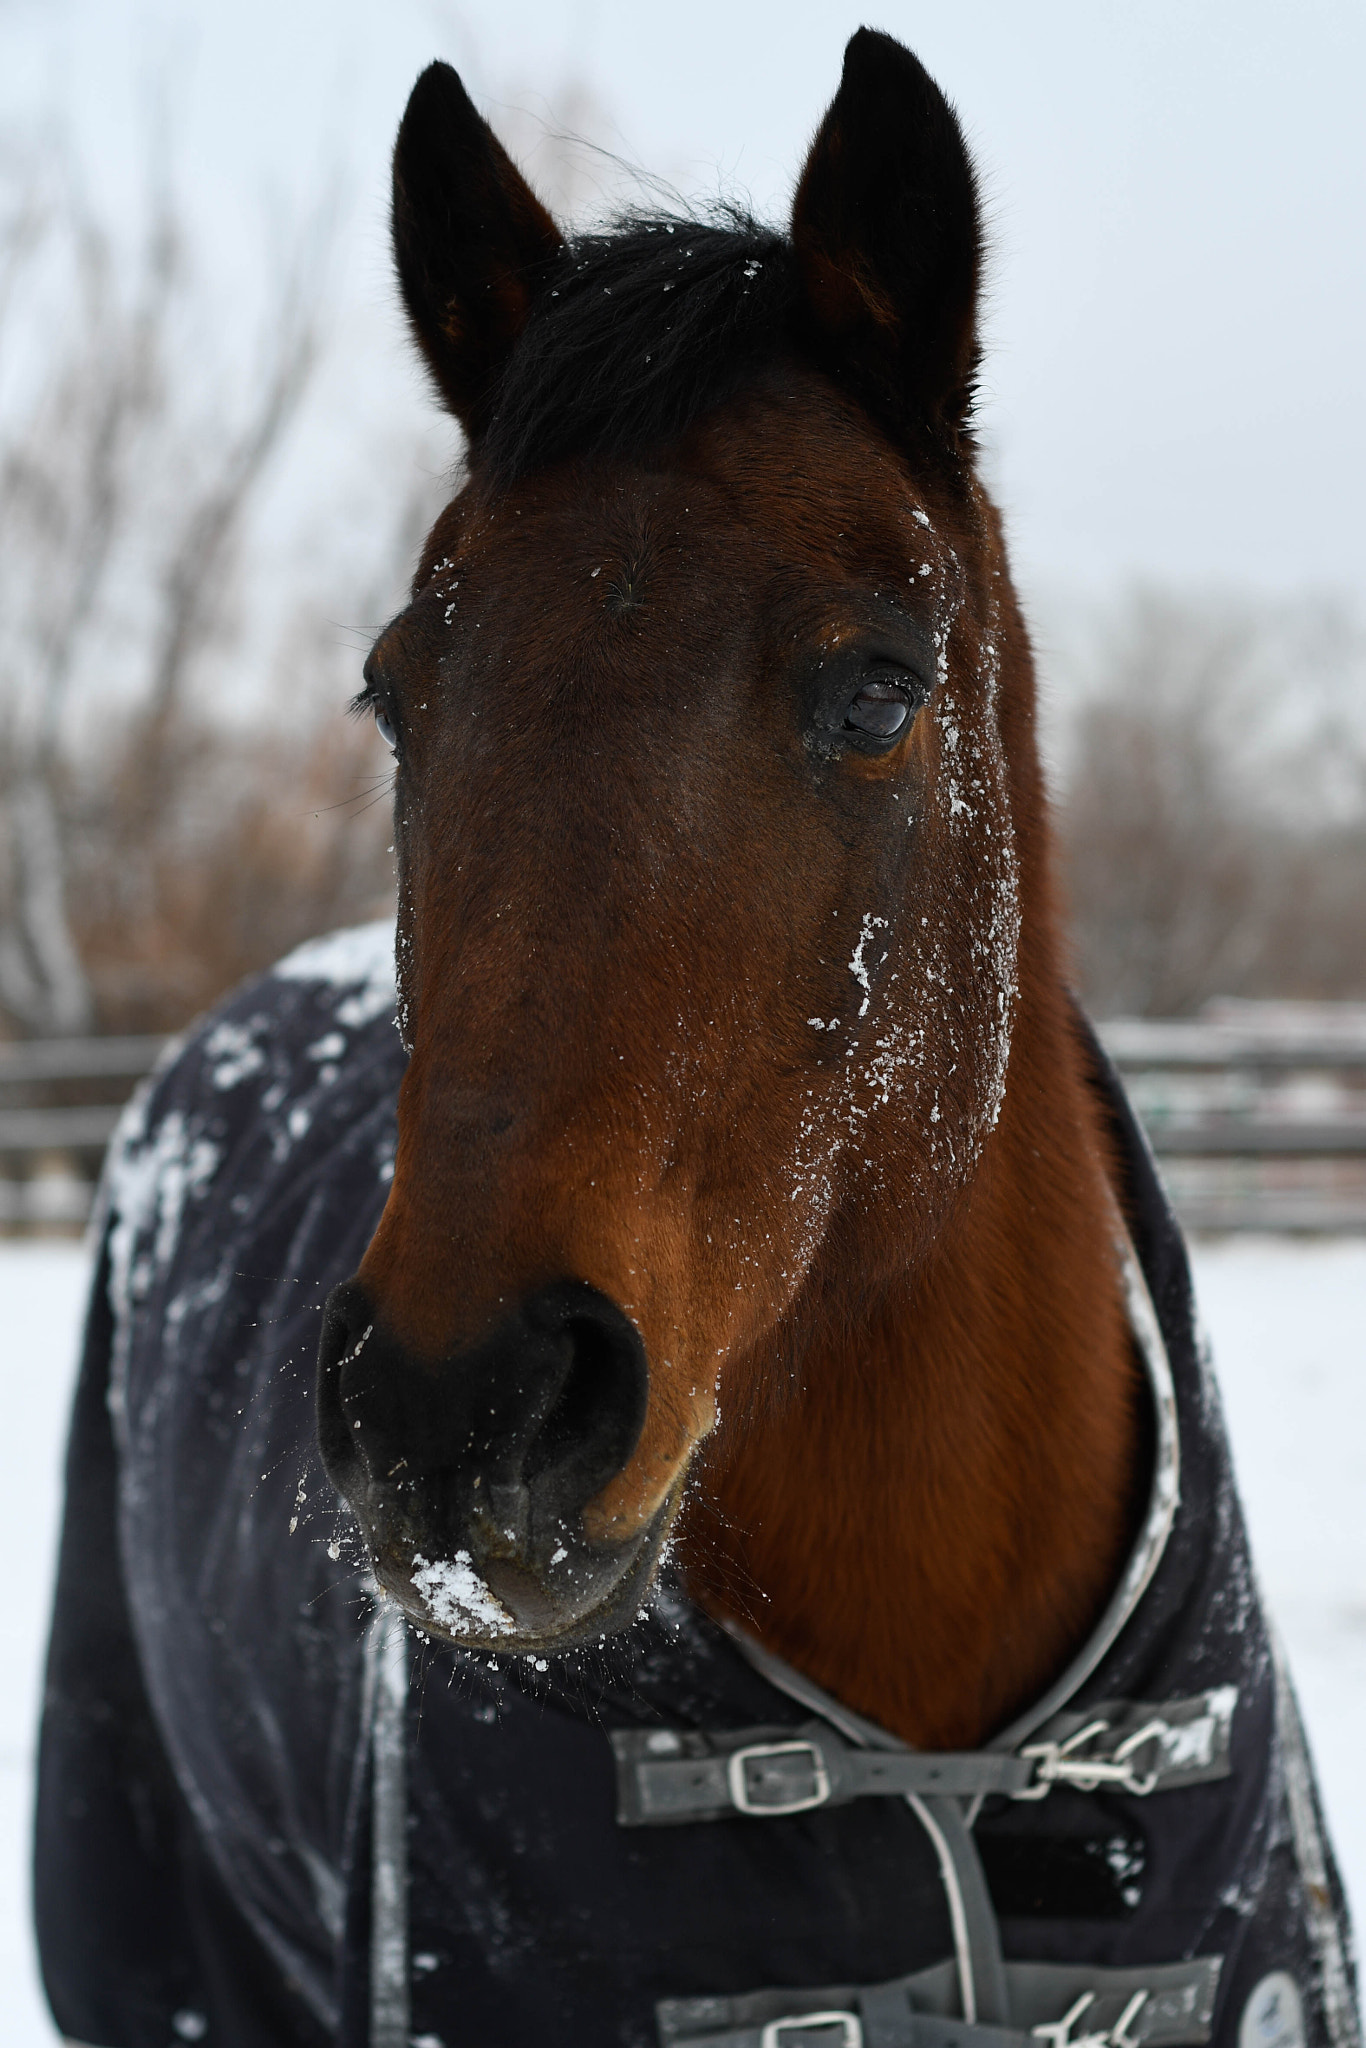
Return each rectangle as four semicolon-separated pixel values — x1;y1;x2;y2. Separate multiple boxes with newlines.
3;1236;1363;2043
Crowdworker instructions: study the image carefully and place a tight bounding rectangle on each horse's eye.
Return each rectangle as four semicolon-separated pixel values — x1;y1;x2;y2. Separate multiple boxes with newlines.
374;707;399;755
844;679;911;739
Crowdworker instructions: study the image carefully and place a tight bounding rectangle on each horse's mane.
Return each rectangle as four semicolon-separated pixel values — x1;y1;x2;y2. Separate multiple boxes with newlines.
480;211;799;484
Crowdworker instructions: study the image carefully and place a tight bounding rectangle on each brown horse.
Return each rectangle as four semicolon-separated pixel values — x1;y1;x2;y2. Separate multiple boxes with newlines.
316;27;1141;1757
35;34;1358;2048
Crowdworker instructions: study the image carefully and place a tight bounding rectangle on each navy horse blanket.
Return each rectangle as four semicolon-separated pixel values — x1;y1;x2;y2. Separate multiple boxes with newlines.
34;925;1360;2048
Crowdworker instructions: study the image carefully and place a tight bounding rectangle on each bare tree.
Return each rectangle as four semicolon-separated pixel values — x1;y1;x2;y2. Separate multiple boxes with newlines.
1057;589;1366;1016
0;61;682;1044
0;145;323;1035
0;168;172;1030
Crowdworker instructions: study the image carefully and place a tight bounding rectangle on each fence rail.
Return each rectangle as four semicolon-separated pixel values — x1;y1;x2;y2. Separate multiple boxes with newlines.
0;1034;168;1084
1096;1006;1366;1233
3;1009;1366;1235
0;1034;168;1232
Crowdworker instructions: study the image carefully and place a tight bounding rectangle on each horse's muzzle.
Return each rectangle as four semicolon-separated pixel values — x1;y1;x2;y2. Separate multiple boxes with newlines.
315;1275;659;1650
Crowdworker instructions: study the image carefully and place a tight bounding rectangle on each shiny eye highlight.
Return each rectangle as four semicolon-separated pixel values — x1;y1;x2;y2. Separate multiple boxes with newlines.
844;679;912;739
375;707;399;755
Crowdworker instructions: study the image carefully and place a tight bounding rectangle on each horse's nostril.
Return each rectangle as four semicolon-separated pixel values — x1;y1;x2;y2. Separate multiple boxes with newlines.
314;1277;649;1547
529;1316;622;1470
521;1296;648;1503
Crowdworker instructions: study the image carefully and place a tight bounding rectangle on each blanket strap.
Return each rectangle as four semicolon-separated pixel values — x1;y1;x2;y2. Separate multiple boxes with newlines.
612;1692;1236;1827
657;1957;1224;2048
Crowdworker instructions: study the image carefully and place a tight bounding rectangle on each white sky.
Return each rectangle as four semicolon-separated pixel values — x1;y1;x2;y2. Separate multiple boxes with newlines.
2;0;1363;614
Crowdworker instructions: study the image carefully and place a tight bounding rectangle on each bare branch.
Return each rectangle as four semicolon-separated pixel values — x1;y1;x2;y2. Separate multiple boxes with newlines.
143;251;323;736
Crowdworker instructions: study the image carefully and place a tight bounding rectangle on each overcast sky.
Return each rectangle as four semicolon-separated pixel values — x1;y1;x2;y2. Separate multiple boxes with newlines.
3;0;1363;612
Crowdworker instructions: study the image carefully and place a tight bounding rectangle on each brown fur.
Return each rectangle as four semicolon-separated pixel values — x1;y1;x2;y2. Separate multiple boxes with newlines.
333;33;1143;1742
353;371;1140;1743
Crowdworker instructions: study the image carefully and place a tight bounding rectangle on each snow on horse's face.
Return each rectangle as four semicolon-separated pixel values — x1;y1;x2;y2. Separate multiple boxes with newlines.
316;43;1022;1652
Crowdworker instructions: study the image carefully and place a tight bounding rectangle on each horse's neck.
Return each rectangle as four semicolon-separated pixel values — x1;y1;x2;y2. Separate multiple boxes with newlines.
687;986;1142;1751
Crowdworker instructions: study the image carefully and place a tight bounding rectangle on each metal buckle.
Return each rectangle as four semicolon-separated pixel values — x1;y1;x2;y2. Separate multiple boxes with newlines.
727;1739;832;1817
760;2012;863;2048
1031;1990;1149;2048
1016;1719;1167;1799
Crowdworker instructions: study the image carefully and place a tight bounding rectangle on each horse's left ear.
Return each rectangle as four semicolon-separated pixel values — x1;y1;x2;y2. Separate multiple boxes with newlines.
792;30;983;442
392;62;564;438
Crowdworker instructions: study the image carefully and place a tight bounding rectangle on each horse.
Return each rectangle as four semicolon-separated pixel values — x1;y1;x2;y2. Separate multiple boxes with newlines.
35;30;1358;2048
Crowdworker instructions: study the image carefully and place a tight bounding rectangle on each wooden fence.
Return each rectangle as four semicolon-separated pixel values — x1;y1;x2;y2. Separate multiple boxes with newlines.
3;1002;1366;1235
1097;1002;1366;1233
0;1035;167;1232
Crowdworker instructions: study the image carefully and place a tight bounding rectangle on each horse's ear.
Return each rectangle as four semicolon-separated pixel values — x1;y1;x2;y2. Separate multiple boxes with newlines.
392;62;563;437
791;30;983;442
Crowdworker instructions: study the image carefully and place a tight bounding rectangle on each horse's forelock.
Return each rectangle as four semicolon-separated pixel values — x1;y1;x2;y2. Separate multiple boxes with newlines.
478;214;798;484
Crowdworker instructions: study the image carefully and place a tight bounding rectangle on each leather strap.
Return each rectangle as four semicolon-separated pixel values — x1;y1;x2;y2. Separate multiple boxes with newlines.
613;1692;1237;1828
612;1722;1033;1826
656;1956;1224;2048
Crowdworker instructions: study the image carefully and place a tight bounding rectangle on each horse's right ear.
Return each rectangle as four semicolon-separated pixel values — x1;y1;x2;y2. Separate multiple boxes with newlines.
791;30;983;444
392;63;563;438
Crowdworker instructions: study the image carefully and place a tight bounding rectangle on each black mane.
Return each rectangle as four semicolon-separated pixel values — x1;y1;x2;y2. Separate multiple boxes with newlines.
480;213;799;484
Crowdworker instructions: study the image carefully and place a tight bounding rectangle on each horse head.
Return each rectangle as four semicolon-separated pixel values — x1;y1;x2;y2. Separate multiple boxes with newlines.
317;33;1034;1660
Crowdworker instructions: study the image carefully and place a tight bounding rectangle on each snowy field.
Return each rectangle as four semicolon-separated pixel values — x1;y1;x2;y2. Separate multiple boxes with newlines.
2;1237;1364;2043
